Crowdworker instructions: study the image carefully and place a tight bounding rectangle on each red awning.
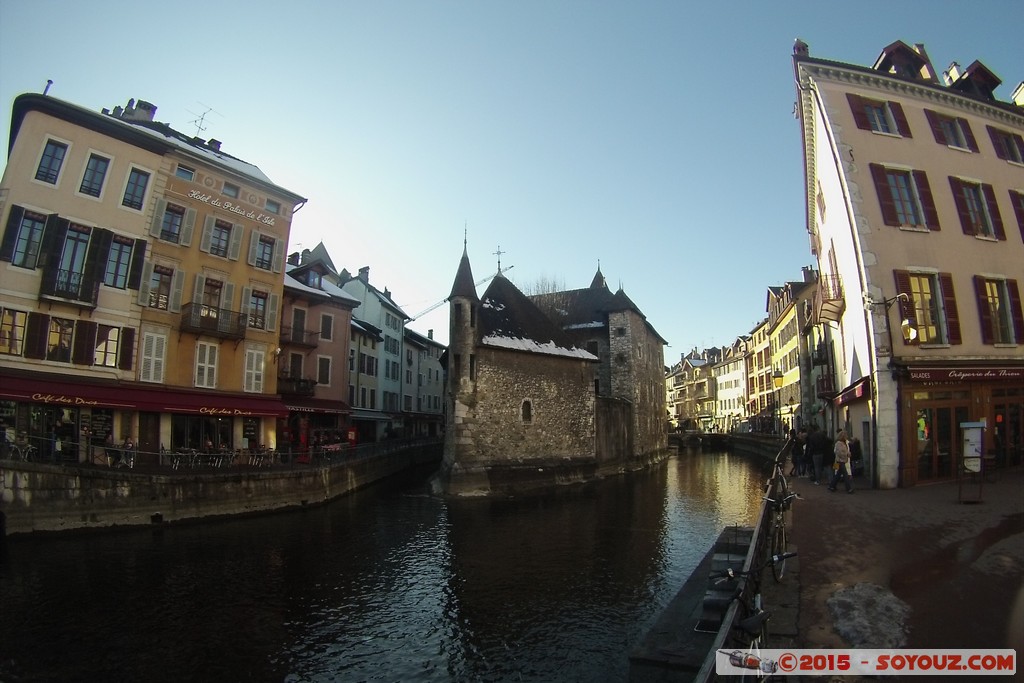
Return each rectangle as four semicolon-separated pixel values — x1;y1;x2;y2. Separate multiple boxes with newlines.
833;376;871;407
0;372;288;417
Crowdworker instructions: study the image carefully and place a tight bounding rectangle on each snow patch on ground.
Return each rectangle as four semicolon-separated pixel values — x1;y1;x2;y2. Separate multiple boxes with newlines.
826;582;910;649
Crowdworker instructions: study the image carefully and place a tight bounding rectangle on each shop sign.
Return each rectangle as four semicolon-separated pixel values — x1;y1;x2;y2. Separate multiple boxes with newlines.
200;407;254;416
907;367;1024;383
188;190;277;226
33;392;100;407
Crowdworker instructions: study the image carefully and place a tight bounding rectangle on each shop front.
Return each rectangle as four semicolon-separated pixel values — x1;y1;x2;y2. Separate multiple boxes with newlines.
898;364;1024;486
279;398;351;463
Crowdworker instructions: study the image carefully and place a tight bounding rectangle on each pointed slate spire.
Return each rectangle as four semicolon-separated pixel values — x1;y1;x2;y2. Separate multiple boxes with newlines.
449;244;479;301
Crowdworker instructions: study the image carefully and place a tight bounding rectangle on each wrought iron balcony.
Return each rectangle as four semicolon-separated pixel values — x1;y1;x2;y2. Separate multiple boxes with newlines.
815;274;845;324
815;374;836;398
277;375;317;396
38;267;100;307
811;343;829;367
180;302;246;340
280;326;319;348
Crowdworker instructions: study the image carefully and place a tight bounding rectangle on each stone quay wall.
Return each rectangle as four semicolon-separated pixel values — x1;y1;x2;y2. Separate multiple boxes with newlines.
0;441;442;536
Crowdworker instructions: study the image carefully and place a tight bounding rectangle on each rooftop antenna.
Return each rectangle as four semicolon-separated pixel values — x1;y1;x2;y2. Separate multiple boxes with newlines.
43;79;53;96
186;102;221;137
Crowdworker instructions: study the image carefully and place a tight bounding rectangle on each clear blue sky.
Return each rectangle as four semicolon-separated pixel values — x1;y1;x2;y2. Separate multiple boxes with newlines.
2;1;1021;359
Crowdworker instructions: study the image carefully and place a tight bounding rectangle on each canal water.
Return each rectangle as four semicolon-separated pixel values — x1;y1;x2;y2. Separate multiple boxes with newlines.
0;450;766;682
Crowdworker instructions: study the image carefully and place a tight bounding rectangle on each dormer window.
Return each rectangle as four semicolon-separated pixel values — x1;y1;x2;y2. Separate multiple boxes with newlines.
307;271;322;288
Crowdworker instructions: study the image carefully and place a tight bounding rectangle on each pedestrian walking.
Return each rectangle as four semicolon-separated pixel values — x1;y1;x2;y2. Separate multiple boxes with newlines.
805;424;828;484
829;429;854;493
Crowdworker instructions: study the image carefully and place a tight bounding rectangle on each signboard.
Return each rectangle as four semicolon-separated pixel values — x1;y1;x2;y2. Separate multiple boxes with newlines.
961;421;985;473
908;367;1024;383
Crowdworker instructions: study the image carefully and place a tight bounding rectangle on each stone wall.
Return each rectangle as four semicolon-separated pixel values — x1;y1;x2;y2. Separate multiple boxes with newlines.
607;308;667;459
1;442;441;536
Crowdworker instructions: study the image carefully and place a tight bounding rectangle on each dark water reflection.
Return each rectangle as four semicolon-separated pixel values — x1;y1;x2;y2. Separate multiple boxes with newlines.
0;451;765;682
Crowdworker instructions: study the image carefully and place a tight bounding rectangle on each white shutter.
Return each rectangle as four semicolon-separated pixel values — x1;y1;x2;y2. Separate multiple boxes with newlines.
200;216;214;252
169;270;185;313
181;208;197;246
271;238;284;273
247;230;259;266
137;262;154;306
228;224;243;260
150;198;167;237
266;293;279;332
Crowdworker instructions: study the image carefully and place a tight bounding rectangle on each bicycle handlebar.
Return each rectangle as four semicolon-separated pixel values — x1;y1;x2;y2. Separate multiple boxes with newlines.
710;551;798;585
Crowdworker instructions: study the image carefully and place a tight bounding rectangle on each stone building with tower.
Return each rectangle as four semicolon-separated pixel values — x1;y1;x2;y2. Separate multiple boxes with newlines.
436;248;668;495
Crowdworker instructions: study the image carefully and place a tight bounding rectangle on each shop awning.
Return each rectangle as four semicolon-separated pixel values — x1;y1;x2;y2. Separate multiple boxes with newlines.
834;376;871;406
0;372;288;417
350;409;394;422
284;397;351;414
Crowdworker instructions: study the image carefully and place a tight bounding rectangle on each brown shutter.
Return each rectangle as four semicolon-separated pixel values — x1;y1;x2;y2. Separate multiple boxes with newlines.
847;94;871;131
890;102;912;138
948;177;974;235
1011;191;1024;244
974;276;995;345
988;125;1008;159
914;171;940;230
118;327;135;370
0;205;25;261
924;109;946;144
24;312;48;359
893;270;920;346
982;184;1006;240
1013;133;1024;160
73;320;97;364
960;119;979;152
870;164;899;226
1007;280;1024;344
939;273;961;345
127;238;147;290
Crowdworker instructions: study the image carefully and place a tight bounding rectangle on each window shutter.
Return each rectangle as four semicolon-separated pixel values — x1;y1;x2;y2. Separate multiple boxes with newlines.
1011;191;1024;244
119;327;135;370
181;208;197;246
24;312;48;359
272;238;284;273
981;184;1005;240
38;215;68;293
960;119;979;152
0;205;25;261
141;332;154;381
127;238;147;289
1007;280;1024;344
890;102;912;138
948;177;974;235
266;293;279;333
73;320;96;365
169;270;185;313
200;216;214;252
150;198;166;237
893;270;920;346
870;164;899;226
846;94;870;131
939;273;961;345
241;286;252;319
228;224;243;260
192;275;206;326
924;109;946;144
913;171;939;230
83;228;113;302
987;125;1008;160
247;230;259;266
137;261;154;306
974;276;995;345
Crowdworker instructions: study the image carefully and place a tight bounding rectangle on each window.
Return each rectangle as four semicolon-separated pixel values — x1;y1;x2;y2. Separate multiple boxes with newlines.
209;220;231;257
55;225;91;298
10;210;46;268
35;140;68;184
265;199;280;215
923;110;978;151
222;182;239;198
195;341;218;388
47;317;74;362
974;277;1023;345
1011;191;1024;244
521;399;533;424
244;348;265;393
847;94;912;137
869;164;938;230
894;270;961;345
94;325;120;367
987;126;1024;164
317;357;331;385
321;314;333;341
140;332;166;383
104;237;134;289
161;204;185;243
253;234;274;270
148;266;173;310
79;153;111;197
175;164;195;181
248;291;267;329
0;308;27;355
949;178;1004;239
122;168;150;210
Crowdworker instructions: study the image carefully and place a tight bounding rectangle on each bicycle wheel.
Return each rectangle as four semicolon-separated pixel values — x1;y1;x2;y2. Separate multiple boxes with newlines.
771;517;788;582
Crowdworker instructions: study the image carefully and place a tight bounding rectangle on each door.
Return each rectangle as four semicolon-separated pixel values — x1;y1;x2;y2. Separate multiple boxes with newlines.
916;405;969;480
139;412;160;466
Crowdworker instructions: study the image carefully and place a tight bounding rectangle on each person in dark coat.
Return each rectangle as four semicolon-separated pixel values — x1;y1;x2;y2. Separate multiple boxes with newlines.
805;424;829;485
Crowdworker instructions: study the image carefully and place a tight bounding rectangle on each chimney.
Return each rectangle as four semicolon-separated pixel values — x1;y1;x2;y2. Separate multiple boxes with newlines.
943;62;963;86
912;43;938;82
287;252;300;266
793;38;809;57
301;249;311;264
208;139;222;152
358;266;369;283
428;329;433;340
135;100;157;121
1013;82;1024;107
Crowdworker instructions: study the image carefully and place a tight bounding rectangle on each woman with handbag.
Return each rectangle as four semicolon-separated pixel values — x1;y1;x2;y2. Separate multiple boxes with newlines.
828;429;853;493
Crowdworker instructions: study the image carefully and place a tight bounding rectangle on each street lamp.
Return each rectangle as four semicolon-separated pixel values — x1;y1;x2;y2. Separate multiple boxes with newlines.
864;292;919;365
773;368;784;436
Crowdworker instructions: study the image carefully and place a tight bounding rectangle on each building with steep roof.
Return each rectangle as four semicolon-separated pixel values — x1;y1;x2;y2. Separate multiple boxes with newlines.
794;39;1024;487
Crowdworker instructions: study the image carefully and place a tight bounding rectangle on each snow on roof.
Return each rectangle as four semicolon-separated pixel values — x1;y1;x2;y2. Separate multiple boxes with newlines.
482;334;597;360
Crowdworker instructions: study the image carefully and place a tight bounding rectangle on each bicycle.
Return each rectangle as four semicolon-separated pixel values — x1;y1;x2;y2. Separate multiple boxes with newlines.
763;489;800;582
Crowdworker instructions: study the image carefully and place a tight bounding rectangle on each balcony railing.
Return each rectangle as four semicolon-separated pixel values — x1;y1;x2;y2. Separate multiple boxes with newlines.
815;274;845;324
180;302;246;340
811;343;828;367
278;375;317;396
815;374;836;398
38;267;100;307
280;326;319;348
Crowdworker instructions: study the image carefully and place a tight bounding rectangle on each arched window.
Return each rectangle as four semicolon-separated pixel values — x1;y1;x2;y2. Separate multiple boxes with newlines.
521;399;533;424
